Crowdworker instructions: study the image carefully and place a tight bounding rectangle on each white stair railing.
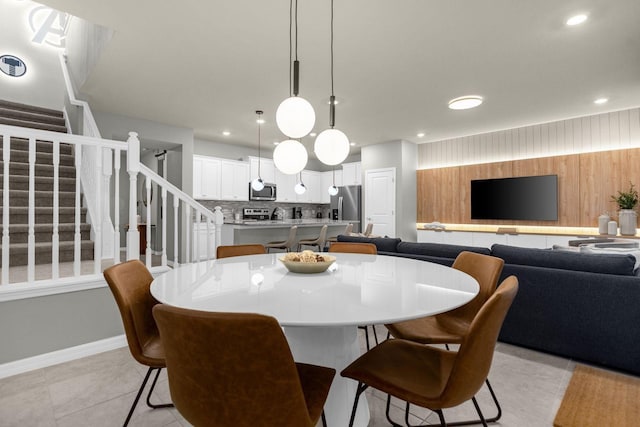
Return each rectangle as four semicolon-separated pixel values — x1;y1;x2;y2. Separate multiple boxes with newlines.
125;132;220;268
0;124;126;287
1;125;222;293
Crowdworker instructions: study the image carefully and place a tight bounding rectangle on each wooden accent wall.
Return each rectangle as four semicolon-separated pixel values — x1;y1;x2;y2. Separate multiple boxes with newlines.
417;147;640;227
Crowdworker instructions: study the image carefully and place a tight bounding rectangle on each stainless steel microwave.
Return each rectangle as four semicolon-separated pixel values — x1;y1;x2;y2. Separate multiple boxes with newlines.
249;182;277;201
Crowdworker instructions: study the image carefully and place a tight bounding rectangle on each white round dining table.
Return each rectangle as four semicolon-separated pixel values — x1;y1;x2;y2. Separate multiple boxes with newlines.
150;253;479;427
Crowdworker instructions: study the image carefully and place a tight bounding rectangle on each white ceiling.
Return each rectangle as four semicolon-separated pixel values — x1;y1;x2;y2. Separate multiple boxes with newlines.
38;0;640;153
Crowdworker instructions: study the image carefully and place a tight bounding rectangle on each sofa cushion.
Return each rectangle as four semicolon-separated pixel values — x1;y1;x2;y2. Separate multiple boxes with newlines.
396;241;490;259
491;244;637;276
384;251;455;266
337;235;401;253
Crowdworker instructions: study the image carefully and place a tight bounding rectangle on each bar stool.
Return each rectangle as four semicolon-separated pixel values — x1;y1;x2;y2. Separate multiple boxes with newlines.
325;223;353;249
297;225;328;252
363;223;373;237
265;226;298;253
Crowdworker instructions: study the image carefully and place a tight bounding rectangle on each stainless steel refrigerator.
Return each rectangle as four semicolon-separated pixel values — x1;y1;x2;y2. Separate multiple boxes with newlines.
330;185;362;233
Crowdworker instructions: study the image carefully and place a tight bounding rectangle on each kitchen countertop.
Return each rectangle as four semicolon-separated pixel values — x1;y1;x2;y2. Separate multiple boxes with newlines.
223;219;356;228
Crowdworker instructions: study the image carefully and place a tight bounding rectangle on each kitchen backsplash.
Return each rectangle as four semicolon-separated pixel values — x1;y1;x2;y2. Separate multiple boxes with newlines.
197;200;332;221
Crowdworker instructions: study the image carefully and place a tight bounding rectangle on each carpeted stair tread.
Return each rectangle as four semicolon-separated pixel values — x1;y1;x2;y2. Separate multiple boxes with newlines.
0;149;75;166
1;189;78;207
0;117;67;133
0;100;94;267
0;100;64;118
0;161;76;178
0;107;66;127
0;175;76;191
2;137;73;155
0;223;91;244
0;206;87;224
0;240;94;266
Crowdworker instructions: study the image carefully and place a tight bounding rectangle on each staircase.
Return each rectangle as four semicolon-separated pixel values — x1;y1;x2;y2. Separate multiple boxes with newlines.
0;100;94;267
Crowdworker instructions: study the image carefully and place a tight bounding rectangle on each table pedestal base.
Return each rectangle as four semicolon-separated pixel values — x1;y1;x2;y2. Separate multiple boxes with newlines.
284;325;370;427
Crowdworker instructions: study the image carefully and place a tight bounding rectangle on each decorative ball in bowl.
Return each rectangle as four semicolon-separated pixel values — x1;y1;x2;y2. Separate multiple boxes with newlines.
279;251;336;274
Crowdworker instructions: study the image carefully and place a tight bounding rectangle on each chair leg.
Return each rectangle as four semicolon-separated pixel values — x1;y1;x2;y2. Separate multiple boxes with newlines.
348;382;368;427
123;367;153;427
436;409;448;426
146;367;174;409
360;326;370;350
321;410;327;427
471;396;488;427
372;325;379;345
383;394;426;427
444;378;501;426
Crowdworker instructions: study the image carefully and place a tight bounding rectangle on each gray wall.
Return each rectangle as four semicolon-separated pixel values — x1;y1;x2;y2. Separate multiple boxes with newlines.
361;140;417;242
0;286;122;364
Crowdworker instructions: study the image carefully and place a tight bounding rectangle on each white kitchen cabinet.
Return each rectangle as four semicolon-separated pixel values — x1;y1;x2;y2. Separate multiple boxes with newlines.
276;169;298;202
342;162;361;186
300;170;322;203
192;222;215;260
220;159;250;201
248;156;276;184
193;155;221;200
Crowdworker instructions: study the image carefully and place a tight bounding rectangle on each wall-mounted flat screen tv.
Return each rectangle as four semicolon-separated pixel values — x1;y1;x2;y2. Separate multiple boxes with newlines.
471;175;558;221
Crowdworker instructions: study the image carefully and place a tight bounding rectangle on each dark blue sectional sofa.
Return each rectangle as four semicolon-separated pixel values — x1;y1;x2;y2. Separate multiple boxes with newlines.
337;235;640;376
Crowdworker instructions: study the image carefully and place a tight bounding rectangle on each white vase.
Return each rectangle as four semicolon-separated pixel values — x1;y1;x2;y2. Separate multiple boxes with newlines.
618;209;637;236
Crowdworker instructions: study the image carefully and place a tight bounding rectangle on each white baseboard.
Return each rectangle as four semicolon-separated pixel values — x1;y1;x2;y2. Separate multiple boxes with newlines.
0;334;127;379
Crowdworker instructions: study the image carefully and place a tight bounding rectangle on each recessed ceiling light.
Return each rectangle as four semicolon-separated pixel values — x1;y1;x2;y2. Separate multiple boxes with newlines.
594;98;608;105
566;14;588;26
350;141;356;146
448;95;483;110
417;132;425;138
273;141;280;145
222;131;231;136
256;118;265;124
309;132;317;137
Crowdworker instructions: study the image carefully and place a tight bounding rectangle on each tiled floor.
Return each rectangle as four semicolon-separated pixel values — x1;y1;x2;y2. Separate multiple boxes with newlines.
0;326;575;427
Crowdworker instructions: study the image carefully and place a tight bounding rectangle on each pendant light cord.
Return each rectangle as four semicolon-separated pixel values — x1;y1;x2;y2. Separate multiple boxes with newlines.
330;0;334;97
288;0;293;97
328;0;336;128
256;111;262;177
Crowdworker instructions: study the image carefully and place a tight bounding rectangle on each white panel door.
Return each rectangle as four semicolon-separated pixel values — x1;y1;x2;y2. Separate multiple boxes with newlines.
364;168;396;237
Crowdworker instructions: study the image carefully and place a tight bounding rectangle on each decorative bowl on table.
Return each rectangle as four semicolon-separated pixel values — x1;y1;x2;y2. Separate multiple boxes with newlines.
279;251;336;274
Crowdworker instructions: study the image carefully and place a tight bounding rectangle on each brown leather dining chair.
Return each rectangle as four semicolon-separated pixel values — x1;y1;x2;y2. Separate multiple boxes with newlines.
265;225;298;253
329;241;379;350
216;243;266;259
103;260;173;427
342;276;518;427
328;241;377;255
385;250;505;425
153;305;336;427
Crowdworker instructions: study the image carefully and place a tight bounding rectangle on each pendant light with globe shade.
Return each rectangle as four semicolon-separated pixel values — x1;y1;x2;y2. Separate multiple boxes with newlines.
328;167;339;196
274;0;310;175
294;171;307;195
314;0;350;166
250;110;265;191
